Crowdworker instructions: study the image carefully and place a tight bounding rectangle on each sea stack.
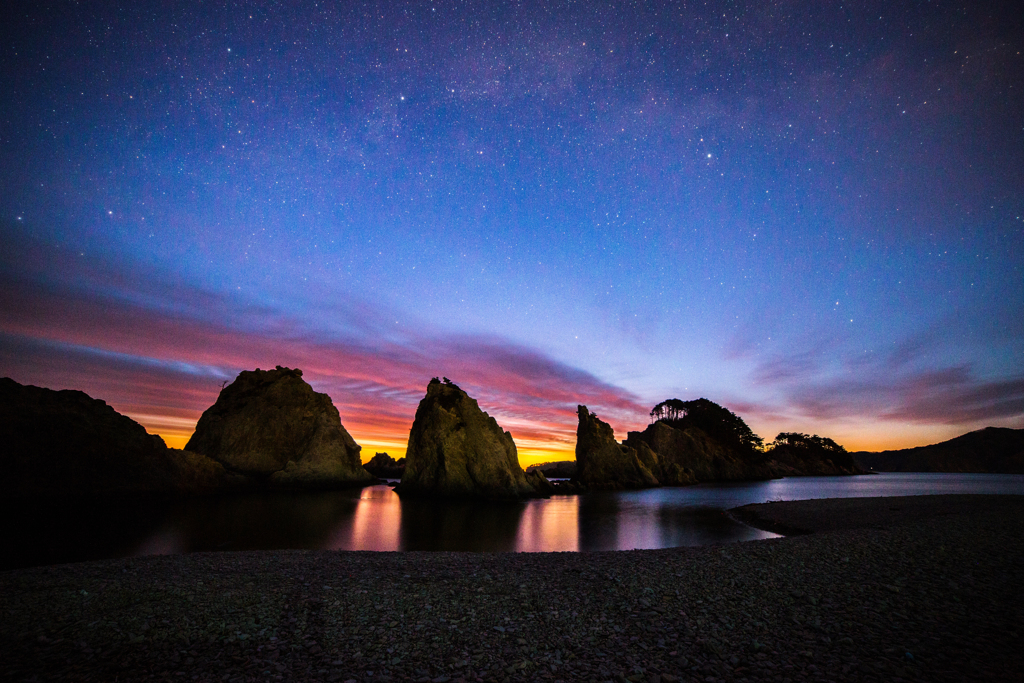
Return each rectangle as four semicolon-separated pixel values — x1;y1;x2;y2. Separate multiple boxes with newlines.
574;405;661;489
185;366;373;488
395;378;548;500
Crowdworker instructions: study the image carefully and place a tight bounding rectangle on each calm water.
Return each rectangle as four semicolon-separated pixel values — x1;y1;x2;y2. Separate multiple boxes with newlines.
4;473;1023;570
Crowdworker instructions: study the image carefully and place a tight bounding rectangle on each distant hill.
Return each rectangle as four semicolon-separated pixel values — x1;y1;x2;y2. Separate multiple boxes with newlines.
524;460;577;478
852;427;1024;473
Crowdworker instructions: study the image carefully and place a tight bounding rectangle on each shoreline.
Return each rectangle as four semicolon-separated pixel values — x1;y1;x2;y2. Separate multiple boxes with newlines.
3;494;1023;682
728;493;1023;537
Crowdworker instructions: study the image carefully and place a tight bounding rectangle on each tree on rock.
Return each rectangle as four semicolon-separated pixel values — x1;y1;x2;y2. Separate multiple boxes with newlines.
650;398;763;453
766;432;862;474
770;432;846;456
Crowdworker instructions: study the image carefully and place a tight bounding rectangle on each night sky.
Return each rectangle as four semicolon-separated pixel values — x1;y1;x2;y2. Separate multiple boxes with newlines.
2;1;1022;464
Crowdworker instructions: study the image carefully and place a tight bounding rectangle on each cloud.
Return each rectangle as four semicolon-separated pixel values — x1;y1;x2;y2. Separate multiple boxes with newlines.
0;223;647;458
740;324;1024;428
783;365;1024;426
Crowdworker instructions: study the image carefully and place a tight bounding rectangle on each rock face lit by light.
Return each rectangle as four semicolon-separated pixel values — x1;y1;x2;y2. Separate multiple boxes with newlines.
396;378;549;500
186;366;373;487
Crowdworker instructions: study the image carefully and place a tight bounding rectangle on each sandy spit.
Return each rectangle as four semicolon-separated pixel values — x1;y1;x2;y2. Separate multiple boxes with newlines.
2;494;1022;682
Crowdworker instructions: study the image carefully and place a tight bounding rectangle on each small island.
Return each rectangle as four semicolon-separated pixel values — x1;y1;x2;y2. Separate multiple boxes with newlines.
573;398;864;491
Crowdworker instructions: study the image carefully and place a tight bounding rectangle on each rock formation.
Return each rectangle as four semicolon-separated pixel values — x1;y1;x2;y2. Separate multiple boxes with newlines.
0;377;231;498
574;398;852;489
625;420;772;484
395;378;548;500
526;460;577;479
364;452;406;479
574;406;661;489
763;432;865;476
185;366;373;488
853;427;1024;473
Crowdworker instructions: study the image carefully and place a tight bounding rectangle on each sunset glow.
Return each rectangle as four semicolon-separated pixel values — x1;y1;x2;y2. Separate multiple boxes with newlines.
1;1;1021;465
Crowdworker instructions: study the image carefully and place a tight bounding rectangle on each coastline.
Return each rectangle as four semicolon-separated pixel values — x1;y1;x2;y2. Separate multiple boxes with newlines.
3;494;1022;682
728;493;1022;537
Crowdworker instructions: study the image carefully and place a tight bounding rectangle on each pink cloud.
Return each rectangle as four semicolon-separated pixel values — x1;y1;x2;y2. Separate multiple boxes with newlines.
0;230;647;459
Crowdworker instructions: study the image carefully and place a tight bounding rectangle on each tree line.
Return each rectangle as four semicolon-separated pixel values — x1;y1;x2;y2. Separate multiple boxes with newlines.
650;398;846;456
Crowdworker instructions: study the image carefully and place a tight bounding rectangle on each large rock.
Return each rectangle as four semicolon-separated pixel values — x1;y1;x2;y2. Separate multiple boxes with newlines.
0;377;231;498
395;378;547;500
574;406;660;489
625;420;772;483
185;366;373;488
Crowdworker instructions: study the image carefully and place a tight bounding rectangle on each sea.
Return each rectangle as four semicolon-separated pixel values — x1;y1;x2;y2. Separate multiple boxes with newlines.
3;472;1023;570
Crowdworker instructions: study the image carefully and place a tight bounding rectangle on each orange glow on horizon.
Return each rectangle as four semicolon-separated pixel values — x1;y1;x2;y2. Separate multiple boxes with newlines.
121;381;1015;467
142;413;992;467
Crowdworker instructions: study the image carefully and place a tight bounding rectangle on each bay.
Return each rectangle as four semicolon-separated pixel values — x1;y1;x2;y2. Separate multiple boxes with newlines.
3;472;1023;570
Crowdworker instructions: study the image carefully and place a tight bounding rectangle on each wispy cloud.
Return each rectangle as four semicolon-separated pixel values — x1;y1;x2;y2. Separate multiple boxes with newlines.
0;223;647;459
736;324;1024;430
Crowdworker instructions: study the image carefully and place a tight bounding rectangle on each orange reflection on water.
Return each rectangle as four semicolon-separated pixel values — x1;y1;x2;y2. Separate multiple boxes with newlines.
516;496;579;552
613;504;664;550
326;485;402;551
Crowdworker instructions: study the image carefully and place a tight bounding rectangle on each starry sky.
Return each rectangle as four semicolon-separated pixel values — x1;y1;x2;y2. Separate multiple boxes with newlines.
2;0;1022;464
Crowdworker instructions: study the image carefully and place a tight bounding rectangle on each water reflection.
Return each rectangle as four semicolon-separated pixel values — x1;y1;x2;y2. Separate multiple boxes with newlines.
329;485;401;551
168;490;364;552
3;473;1022;570
575;490;777;550
518;495;579;552
397;496;526;551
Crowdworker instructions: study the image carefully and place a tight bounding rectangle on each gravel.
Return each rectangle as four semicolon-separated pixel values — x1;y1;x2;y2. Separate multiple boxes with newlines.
2;494;1022;682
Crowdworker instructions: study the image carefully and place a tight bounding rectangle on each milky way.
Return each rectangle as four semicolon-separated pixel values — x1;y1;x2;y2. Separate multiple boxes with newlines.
2;1;1021;460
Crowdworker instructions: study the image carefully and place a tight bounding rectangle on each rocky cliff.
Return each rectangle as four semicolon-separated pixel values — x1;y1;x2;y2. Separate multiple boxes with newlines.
576;396;871;490
395;378;548;500
574;406;661;489
853;427;1024;473
185;366;373;488
0;377;231;498
625;420;774;484
574;405;775;489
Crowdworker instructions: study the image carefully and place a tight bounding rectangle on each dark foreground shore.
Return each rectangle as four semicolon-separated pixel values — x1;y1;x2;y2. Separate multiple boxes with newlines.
3;495;1022;683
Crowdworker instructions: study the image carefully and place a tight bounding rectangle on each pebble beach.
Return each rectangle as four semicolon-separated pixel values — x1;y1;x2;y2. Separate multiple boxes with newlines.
3;494;1022;682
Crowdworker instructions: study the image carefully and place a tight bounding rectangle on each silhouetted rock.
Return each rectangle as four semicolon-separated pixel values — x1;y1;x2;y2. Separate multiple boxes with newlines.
526;460;577;479
0;377;231;498
574;406;660;490
525;469;557;495
853;427;1024;473
185;366;373;488
364;452;406;478
626;420;771;484
577;397;871;489
395;378;545;500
